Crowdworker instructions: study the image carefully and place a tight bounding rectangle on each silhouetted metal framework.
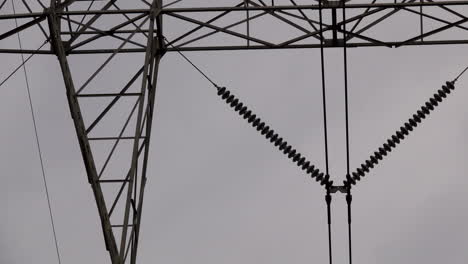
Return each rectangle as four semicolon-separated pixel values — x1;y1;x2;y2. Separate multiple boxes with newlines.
1;1;468;264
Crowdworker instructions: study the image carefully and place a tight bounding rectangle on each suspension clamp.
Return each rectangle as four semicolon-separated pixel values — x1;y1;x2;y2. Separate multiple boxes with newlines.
329;185;347;194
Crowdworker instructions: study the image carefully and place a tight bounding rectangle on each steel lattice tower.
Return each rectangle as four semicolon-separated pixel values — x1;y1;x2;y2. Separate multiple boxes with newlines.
1;1;468;264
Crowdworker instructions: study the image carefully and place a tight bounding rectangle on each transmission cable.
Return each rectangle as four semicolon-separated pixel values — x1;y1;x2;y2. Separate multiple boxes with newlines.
317;1;333;264
341;2;353;264
12;2;62;264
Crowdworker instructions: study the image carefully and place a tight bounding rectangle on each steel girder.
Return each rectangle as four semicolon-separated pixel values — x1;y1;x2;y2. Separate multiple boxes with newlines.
0;1;467;54
47;1;163;264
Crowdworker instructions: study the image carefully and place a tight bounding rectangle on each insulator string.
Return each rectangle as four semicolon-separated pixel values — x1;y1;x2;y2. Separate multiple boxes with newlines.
216;86;333;187
344;81;456;187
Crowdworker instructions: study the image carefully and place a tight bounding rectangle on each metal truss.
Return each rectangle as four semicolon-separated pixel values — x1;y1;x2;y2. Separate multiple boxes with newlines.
0;1;467;55
1;1;467;264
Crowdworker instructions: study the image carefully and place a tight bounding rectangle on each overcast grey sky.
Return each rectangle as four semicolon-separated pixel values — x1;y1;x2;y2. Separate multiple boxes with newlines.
1;1;468;264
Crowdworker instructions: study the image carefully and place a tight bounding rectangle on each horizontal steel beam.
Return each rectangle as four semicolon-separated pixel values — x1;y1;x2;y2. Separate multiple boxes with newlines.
2;39;468;54
1;1;468;20
162;1;468;13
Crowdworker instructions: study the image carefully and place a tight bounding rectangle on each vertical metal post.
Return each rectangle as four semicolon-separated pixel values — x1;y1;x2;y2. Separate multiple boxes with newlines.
119;1;161;262
420;0;424;41
47;2;121;264
130;38;164;264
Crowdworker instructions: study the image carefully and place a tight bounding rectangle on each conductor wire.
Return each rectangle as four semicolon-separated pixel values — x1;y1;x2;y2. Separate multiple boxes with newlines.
342;0;351;179
342;2;353;264
319;0;330;178
12;1;62;264
318;2;333;264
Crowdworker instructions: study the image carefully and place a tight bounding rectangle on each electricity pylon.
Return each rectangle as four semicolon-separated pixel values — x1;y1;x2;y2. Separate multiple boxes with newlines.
1;1;468;264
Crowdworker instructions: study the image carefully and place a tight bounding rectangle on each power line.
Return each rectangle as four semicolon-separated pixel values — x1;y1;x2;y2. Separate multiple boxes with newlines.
12;2;62;264
342;2;353;263
318;0;330;178
318;1;333;264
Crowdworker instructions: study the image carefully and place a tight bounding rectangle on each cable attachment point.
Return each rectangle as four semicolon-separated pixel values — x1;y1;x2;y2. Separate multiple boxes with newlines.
345;188;353;264
216;86;332;188
329;185;347;193
325;189;332;205
346;190;352;207
325;186;334;264
325;187;333;229
453;66;468;83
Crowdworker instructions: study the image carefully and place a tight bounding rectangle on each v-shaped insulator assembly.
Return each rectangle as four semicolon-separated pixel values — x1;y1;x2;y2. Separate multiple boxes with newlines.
216;80;457;191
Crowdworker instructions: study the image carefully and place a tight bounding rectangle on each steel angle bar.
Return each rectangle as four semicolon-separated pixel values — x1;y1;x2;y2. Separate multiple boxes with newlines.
338;28;392;47
76;92;142;97
168;1;245;46
68;0;118;44
289;0;320;32
0;12;44;20
118;1;163;262
58;9;150;16
96;98;141;180
47;5;121;264
396;17;468;47
277;6;387;47
64;13;148;50
175;11;268;48
349;0;377;34
164;39;468;51
167;12;276;47
345;4;408;42
247;0;321;41
108;139;146;218
130;30;164;264
429;0;468;20
0;15;46;41
20;0;49;39
62;29;150;35
85;67;145;134
75;16;150;94
111;3;149;38
161;1;468;13
89;137;146;141
402;7;468;31
63;15;147;50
